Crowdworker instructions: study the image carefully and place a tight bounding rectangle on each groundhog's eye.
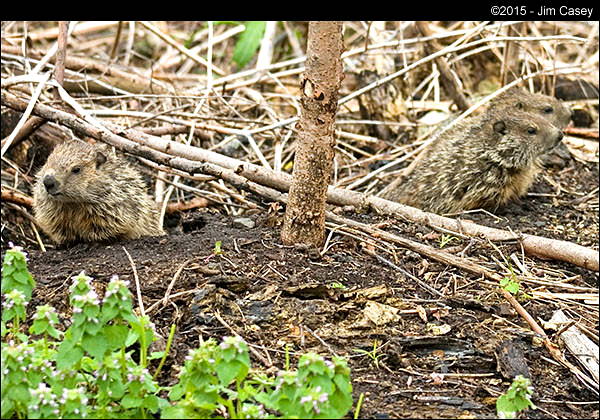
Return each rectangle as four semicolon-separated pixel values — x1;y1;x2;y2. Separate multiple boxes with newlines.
527;127;537;135
543;106;553;114
71;166;81;174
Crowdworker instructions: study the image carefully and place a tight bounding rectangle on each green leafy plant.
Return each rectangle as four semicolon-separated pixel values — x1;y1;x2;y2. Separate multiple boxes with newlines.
1;244;355;419
499;275;521;294
496;375;536;418
1;244;35;300
499;272;532;300
165;337;353;419
232;21;267;68
213;240;223;255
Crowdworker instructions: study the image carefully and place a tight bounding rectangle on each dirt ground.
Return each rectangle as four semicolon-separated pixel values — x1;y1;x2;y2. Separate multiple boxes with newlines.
3;155;597;419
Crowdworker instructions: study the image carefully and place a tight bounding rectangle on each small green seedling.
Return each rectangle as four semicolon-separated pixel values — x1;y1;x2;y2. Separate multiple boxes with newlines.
500;276;521;294
213;240;223;255
354;340;384;369
496;375;536;418
439;234;458;248
499;272;532;301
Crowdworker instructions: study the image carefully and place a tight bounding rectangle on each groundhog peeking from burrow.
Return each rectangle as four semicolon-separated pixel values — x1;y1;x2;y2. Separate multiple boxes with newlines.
381;108;565;214
33;141;164;245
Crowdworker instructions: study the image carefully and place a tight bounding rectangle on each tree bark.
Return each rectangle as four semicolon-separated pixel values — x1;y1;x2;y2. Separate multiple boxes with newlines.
281;21;344;247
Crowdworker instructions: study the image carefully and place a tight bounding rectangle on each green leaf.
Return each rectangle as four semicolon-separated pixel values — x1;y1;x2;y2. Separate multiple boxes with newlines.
5;383;30;402
1;398;14;418
104;324;130;351
56;339;84;370
161;405;186;419
496;394;517;418
150;350;166;360
122;393;143;409
108;379;126;399
143;394;161;412
232;21;266;68
82;333;109;360
216;360;248;385
168;383;185;401
101;304;119;322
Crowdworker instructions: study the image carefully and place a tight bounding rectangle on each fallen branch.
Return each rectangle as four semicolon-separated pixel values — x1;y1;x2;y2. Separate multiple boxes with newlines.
1;186;33;208
565;126;599;140
414;21;470;111
2;90;597;272
1;45;172;94
165;197;210;214
548;309;599;385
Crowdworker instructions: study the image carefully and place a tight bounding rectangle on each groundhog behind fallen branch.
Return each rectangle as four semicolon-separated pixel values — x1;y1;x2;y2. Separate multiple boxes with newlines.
381;109;564;214
33;141;164;245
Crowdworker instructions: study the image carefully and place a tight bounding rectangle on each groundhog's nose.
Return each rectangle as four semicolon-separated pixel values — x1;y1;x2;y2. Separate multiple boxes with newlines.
554;130;564;147
43;175;59;194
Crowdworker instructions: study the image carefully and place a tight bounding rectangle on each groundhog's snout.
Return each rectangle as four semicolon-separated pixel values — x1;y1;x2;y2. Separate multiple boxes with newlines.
43;175;60;195
550;130;564;149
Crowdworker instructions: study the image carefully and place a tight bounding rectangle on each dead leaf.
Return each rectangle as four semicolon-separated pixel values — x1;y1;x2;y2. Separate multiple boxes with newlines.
427;323;452;335
432;349;445;358
363;300;400;326
430;372;445;385
416;305;428;323
563;136;599;163
345;284;390;300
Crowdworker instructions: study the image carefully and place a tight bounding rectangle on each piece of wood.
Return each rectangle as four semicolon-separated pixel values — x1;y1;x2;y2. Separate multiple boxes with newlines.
564;127;599;140
1;45;172;94
495;339;531;379
1;186;33;208
415;21;470;112
548;310;599;384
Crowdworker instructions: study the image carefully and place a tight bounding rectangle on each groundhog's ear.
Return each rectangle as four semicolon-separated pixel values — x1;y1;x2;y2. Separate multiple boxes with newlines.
95;151;107;168
493;120;507;135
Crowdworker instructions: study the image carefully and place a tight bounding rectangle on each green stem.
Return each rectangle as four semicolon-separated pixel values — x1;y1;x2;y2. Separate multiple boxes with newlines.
285;344;290;371
153;324;176;380
353;392;365;419
139;318;148;368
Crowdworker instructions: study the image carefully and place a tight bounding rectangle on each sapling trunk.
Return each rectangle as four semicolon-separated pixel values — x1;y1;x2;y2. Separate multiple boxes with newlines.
281;21;344;247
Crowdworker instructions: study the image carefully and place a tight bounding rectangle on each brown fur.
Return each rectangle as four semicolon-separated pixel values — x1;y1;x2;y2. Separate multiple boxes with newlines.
33;141;164;244
423;88;571;158
488;87;572;129
381;109;564;214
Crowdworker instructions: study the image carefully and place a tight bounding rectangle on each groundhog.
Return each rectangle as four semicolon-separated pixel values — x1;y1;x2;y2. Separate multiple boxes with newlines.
33;141;165;245
380;109;564;214
421;88;572;158
488;87;572;129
